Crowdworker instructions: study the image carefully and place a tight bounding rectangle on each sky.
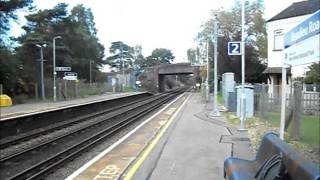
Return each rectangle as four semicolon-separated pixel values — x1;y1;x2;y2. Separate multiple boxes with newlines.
11;0;299;72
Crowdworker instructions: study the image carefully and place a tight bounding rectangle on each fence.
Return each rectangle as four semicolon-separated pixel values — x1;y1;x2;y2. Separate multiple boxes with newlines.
254;84;320;116
5;78;136;104
252;83;319;165
220;83;319;165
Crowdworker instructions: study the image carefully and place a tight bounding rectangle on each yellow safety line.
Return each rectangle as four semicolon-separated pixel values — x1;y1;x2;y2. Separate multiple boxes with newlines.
123;93;190;180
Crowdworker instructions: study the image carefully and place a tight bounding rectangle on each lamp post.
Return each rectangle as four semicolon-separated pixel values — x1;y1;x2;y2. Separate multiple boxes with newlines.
53;36;62;102
206;39;210;102
239;0;246;130
36;43;47;101
210;14;221;117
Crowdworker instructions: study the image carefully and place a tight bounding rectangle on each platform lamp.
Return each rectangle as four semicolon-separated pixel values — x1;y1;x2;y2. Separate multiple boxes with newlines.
53;36;62;102
36;43;47;101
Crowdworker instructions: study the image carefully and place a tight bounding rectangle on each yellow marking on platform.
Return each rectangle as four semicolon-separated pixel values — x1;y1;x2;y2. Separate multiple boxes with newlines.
123;94;190;180
68;93;187;180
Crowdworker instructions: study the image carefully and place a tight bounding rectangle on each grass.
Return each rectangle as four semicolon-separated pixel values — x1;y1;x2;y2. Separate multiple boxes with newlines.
217;91;223;104
123;86;135;92
78;87;102;97
260;112;319;146
223;110;320;145
292;115;319;146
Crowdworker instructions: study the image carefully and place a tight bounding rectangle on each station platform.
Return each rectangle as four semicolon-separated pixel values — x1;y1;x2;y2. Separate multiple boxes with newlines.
67;92;253;180
0;92;145;119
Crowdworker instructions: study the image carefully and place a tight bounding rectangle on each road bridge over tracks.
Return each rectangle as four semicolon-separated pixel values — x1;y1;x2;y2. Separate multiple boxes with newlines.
140;63;200;92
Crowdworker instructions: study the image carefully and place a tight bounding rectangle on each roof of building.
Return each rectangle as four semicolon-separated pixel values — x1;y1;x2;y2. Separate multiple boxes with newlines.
263;67;291;75
267;0;320;22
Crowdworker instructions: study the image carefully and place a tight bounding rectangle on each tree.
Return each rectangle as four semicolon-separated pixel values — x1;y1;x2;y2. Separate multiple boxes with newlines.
66;4;105;81
15;3;70;91
0;48;21;96
106;41;134;71
196;0;267;83
70;4;96;36
132;45;147;70
304;62;320;84
0;0;34;46
17;3;105;81
187;48;196;63
145;48;175;66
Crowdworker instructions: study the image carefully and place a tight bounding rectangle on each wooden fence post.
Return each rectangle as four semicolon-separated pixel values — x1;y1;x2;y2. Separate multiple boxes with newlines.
260;84;266;118
292;82;302;140
35;83;38;101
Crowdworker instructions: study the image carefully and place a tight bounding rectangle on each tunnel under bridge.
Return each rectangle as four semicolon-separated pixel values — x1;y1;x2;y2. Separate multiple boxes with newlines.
140;63;200;92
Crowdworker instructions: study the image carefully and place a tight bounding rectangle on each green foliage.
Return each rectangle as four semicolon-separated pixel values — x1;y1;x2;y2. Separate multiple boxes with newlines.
304;62;320;84
196;0;267;83
0;3;106;98
123;85;135;92
0;0;34;45
148;48;174;64
260;112;319;146
187;48;197;64
106;41;134;70
141;48;175;67
0;47;20;95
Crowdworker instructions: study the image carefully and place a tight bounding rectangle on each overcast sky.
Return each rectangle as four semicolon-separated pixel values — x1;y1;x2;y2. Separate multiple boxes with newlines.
11;0;298;71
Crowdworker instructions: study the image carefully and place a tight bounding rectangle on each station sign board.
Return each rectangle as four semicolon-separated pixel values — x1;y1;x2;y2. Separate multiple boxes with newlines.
63;72;77;81
284;10;319;66
56;67;71;71
228;42;242;55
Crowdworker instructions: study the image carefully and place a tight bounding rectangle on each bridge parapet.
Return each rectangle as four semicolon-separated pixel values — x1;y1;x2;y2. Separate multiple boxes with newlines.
140;63;199;92
158;63;194;75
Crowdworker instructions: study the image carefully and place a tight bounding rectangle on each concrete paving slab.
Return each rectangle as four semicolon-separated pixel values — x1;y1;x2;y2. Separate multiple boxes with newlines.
131;93;232;180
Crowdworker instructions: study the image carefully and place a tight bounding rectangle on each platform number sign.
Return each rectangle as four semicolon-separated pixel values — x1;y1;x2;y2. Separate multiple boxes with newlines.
228;42;242;55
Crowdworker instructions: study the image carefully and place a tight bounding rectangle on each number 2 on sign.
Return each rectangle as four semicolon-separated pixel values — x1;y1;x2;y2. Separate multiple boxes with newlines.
231;44;239;54
228;42;241;55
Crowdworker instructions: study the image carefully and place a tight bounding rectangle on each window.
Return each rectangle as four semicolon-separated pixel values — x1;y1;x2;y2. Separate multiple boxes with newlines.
274;29;284;51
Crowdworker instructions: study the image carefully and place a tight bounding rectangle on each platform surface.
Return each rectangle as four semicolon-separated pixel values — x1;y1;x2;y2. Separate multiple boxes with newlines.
129;92;233;180
66;92;253;180
0;92;145;119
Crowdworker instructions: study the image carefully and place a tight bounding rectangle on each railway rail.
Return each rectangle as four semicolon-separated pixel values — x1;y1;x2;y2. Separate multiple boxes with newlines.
0;88;188;180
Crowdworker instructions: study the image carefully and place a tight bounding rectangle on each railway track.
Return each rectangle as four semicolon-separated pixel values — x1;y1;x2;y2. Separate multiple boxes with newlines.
0;94;152;149
0;89;187;180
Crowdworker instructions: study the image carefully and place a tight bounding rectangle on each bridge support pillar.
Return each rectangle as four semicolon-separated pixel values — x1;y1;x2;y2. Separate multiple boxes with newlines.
158;75;165;92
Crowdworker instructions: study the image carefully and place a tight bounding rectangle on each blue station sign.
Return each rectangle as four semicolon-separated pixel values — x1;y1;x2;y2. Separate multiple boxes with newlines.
284;10;320;48
284;10;320;66
228;42;242;55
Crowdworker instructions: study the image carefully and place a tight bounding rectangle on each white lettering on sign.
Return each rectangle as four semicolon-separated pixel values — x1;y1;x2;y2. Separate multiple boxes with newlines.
290;19;319;41
55;67;71;71
94;165;120;180
284;34;319;66
309;20;319;33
